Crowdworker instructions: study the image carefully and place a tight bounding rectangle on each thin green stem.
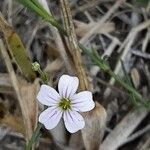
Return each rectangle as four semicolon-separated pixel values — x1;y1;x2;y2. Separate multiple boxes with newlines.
26;62;49;150
25;123;42;150
17;0;67;35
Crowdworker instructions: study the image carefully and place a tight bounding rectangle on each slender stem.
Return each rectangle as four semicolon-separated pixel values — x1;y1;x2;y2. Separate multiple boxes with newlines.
26;63;48;150
25;123;42;150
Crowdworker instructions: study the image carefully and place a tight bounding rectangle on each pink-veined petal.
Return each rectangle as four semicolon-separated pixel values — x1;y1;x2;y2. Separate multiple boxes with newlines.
63;110;85;133
37;85;61;106
70;91;95;112
58;75;79;98
39;106;62;130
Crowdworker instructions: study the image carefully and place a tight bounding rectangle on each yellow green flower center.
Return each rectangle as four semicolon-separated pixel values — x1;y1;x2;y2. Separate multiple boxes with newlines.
59;98;71;110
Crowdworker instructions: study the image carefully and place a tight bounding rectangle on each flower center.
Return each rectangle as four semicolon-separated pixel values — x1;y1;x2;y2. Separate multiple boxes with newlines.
59;98;71;110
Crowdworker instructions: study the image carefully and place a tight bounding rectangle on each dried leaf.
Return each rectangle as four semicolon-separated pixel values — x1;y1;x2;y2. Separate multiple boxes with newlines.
19;78;39;139
81;102;107;150
130;68;140;89
0;12;36;81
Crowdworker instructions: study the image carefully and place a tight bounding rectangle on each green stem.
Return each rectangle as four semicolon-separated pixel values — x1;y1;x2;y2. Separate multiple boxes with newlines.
25;123;42;150
26;63;48;150
88;47;143;100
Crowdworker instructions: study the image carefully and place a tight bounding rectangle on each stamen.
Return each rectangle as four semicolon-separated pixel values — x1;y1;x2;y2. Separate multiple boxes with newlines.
59;98;71;110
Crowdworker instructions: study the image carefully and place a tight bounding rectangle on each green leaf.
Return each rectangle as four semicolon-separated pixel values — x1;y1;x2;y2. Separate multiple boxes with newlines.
0;12;36;81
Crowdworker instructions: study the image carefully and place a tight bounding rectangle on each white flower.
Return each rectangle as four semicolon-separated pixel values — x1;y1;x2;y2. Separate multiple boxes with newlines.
37;75;95;133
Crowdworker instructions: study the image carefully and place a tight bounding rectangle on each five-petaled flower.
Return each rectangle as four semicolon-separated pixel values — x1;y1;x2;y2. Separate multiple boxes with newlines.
37;75;95;133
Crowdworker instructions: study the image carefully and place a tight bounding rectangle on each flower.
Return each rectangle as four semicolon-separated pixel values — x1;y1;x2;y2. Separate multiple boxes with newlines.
37;75;95;133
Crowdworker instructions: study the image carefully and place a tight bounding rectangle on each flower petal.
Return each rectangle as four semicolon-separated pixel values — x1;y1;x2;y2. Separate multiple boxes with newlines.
58;75;79;98
39;106;62;130
70;91;95;112
37;85;61;106
63;110;85;133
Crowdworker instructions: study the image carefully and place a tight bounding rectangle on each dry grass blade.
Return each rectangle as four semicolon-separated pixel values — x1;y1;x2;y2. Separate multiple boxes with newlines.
60;0;89;90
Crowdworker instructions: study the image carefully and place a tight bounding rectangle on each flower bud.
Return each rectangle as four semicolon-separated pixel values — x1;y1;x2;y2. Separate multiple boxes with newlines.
32;62;40;71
